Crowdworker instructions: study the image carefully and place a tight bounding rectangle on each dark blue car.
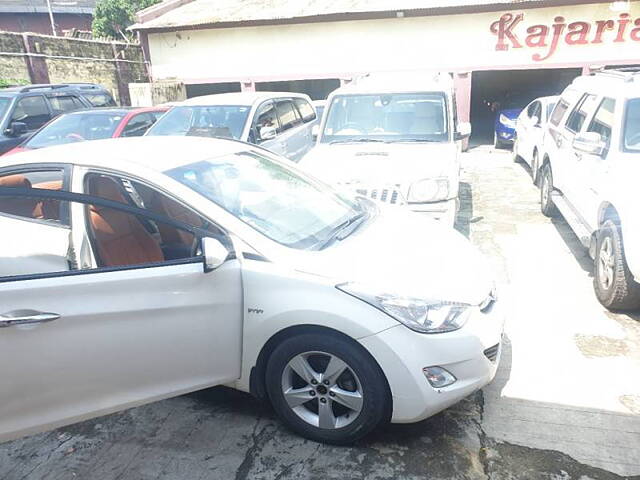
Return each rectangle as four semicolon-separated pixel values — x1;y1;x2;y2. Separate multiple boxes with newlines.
494;108;520;149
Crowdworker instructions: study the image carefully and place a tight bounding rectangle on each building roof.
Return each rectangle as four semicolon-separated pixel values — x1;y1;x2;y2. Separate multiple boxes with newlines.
0;0;96;14
131;0;581;32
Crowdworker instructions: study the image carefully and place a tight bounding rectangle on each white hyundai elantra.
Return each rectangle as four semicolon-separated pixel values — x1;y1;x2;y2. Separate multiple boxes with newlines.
0;136;502;444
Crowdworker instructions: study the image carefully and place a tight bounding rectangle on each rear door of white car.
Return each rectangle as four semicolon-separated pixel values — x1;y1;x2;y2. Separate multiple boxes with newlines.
275;98;312;161
0;168;243;442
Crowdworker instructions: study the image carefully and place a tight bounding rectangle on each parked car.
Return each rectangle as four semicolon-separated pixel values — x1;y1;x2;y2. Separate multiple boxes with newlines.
539;68;640;310
0;136;502;444
146;92;317;161
3;107;168;155
0;83;116;155
512;95;558;184
299;73;471;226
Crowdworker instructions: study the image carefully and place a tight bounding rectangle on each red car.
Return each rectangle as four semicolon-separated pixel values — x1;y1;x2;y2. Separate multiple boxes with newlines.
4;106;169;156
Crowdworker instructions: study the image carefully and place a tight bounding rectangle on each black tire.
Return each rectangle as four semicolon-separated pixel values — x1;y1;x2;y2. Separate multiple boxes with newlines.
593;220;640;310
531;150;540;186
265;333;389;445
540;164;558;217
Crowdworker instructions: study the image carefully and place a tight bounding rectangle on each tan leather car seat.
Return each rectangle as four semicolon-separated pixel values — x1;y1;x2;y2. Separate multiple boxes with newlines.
32;180;63;220
87;176;164;267
147;190;202;247
0;174;40;218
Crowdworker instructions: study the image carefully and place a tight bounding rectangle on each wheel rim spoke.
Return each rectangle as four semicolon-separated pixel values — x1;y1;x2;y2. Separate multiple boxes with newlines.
288;354;320;384
318;399;337;429
329;386;363;412
322;355;348;385
283;386;314;408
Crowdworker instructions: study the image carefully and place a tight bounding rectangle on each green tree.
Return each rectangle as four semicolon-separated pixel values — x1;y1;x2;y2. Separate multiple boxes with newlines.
92;0;161;41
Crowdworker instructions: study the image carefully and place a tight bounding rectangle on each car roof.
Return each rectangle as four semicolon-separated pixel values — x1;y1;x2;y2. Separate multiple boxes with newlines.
63;106;168;116
179;91;310;106
571;72;640;98
330;72;454;96
0;136;252;173
0;83;109;95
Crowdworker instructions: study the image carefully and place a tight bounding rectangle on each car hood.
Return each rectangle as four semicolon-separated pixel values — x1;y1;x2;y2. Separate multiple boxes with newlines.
499;109;521;120
294;207;494;306
299;142;459;188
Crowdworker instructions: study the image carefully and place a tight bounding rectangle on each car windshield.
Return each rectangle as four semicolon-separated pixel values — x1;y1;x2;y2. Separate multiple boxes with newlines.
0;97;11;120
321;93;449;143
147;105;251;140
624;98;640;152
166;150;365;250
25;111;123;148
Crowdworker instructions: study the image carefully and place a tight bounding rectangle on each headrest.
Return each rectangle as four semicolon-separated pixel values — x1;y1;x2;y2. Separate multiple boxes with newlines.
0;174;32;188
87;176;127;211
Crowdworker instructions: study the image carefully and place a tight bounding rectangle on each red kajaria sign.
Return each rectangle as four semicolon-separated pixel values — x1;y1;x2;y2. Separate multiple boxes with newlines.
491;13;640;61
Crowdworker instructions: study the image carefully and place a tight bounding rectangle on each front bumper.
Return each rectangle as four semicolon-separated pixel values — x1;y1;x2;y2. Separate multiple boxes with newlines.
496;129;515;143
359;298;504;423
408;198;458;225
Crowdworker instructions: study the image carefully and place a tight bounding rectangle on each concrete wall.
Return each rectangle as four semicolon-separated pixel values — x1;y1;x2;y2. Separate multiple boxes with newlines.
0;31;149;105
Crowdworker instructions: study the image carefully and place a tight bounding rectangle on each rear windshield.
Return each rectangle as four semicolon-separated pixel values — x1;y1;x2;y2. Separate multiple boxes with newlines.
624;98;640;152
146;105;251;140
25;111;124;148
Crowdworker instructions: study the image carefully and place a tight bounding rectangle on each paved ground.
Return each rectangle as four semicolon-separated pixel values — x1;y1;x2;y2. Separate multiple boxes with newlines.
1;146;639;480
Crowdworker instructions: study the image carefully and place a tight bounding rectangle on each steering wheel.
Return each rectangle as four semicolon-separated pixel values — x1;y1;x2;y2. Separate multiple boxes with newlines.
626;132;640;147
65;133;85;142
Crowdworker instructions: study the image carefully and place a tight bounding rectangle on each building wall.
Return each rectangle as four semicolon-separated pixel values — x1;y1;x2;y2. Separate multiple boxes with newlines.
0;32;148;104
0;13;93;36
146;2;640;83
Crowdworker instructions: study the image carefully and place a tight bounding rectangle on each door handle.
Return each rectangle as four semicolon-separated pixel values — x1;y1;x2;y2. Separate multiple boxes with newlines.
0;309;60;328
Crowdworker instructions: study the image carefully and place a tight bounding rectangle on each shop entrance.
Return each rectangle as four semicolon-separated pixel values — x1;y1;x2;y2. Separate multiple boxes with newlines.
469;68;582;146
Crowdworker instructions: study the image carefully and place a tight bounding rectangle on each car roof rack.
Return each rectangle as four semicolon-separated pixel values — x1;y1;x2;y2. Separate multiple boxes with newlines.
592;68;640;82
15;83;103;93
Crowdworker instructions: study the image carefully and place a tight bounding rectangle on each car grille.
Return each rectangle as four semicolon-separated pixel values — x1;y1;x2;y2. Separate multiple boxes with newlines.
484;343;500;362
353;186;406;205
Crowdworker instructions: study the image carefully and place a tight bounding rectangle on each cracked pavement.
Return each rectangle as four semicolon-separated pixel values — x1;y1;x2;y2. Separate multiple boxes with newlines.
1;146;639;480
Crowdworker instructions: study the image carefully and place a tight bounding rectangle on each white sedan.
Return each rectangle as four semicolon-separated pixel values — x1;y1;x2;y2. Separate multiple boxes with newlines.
0;136;503;444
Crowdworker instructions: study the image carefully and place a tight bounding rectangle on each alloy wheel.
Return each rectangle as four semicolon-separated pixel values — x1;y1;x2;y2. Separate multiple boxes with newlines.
598;236;615;290
281;351;363;429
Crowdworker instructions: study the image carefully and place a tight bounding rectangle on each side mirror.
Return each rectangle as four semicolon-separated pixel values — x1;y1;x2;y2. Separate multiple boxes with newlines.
202;237;228;273
311;124;320;141
573;132;605;156
455;122;471;140
258;125;277;142
6;121;27;137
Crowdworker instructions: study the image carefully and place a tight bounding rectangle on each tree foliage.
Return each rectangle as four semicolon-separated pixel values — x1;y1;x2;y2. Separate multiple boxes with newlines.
92;0;161;41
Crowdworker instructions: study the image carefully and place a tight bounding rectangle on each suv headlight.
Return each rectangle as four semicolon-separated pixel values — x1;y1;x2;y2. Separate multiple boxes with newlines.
337;283;471;333
499;114;516;128
407;177;449;203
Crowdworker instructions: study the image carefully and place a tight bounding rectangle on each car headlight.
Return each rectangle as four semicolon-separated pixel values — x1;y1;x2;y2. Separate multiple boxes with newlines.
407;177;449;203
337;283;471;333
499;114;516;128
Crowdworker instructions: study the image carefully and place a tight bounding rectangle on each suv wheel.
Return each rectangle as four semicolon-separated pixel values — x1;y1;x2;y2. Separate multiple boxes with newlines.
594;220;640;310
540;164;557;217
266;333;389;445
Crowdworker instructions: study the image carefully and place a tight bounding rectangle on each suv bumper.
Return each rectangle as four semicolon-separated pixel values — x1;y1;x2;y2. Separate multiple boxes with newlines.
409;198;458;226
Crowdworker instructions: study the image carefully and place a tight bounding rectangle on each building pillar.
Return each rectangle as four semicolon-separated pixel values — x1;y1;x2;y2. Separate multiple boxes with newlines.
454;71;472;150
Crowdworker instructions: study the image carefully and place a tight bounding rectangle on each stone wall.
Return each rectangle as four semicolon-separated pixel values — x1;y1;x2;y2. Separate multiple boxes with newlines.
0;31;148;105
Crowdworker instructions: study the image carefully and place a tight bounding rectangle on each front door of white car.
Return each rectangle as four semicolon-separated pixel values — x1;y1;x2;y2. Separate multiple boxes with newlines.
0;168;243;442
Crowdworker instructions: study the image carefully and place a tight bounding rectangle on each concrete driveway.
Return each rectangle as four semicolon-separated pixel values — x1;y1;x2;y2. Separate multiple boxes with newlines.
1;146;638;480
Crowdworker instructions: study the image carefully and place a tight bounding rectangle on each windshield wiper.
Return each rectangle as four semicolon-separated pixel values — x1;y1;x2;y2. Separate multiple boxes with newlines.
384;138;440;143
330;138;386;144
317;211;368;249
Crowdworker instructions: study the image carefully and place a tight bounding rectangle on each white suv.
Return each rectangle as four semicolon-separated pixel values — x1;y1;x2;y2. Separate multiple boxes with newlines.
299;73;471;226
540;69;640;310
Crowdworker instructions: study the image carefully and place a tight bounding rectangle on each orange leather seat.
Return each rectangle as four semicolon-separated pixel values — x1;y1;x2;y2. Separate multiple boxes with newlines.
0;174;40;218
147;191;201;247
32;180;63;220
87;176;164;267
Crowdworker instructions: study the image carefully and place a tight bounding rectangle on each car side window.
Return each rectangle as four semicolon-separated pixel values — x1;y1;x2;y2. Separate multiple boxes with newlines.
294;98;316;123
275;100;302;132
526;102;537;118
550;100;569;127
252;101;279;143
84;172;224;268
48;95;85;115
0;169;68;225
83;93;116;107
565;94;598;134
121;113;156;138
9;95;50;131
586;97;615;148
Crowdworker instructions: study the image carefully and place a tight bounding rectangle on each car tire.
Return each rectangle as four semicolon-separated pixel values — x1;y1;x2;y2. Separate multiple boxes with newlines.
265;333;389;445
531;150;540;186
593;220;640;310
540;164;557;217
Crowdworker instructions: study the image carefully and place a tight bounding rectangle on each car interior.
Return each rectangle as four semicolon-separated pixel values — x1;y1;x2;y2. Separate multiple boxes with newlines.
0;172;63;221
